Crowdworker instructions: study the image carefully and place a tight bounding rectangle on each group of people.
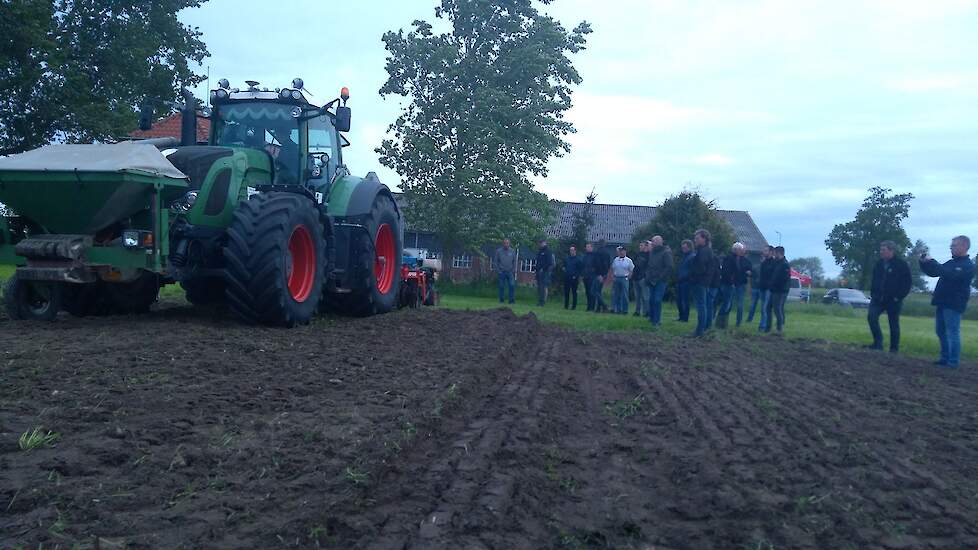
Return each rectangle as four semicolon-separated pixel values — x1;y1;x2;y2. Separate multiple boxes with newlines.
492;232;975;367
867;236;975;368
493;229;793;337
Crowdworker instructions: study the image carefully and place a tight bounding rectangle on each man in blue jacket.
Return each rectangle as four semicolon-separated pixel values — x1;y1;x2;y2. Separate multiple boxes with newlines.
675;240;695;322
920;235;975;368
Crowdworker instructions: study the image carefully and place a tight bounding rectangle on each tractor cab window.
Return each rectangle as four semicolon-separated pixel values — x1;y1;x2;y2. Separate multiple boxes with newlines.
215;103;301;185
307;114;337;181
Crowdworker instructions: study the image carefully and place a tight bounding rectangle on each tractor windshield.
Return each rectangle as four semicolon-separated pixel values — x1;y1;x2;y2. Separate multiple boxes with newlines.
214;103;301;184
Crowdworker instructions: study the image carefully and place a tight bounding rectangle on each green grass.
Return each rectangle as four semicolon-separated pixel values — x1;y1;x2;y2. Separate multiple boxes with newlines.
19;427;61;451
440;294;978;360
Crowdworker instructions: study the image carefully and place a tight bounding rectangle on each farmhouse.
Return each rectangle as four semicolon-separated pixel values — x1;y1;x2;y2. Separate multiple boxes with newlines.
396;195;769;284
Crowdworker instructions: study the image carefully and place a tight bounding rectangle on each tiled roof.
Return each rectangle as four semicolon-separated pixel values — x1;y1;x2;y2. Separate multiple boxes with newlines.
549;201;769;252
393;194;769;252
129;112;210;143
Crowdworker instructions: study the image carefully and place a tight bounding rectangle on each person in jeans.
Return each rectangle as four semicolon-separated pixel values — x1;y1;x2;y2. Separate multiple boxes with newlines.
631;241;649;317
717;242;752;328
866;240;912;352
920;235;975;368
493;238;517;304
610;246;634;314
690;229;715;336
764;246;790;333
646;236;673;327
675;240;695;322
534;239;555;306
757;246;776;331
747;246;771;323
707;253;721;330
563;245;584;310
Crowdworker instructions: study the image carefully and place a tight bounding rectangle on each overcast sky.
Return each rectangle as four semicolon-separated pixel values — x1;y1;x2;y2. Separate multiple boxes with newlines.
181;0;978;274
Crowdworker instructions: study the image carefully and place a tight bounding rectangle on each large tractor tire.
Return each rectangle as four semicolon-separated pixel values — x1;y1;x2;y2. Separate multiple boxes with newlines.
224;192;326;327
329;193;402;317
3;273;62;321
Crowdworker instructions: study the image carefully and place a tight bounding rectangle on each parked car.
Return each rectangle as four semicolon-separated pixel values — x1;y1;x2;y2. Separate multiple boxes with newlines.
786;277;810;302
822;288;871;308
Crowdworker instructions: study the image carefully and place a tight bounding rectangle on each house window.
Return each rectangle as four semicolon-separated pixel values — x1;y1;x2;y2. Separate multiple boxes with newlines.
453;254;472;269
427;251;440;259
520;258;536;273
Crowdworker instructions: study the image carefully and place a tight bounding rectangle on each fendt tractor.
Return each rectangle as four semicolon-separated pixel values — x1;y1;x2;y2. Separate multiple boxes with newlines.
0;78;405;326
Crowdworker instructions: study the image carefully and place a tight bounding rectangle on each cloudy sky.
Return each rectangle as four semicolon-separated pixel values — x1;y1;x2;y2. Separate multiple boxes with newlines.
181;0;978;274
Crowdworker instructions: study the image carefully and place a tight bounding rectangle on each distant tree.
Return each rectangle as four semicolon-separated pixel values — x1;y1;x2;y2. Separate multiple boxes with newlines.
907;239;929;292
630;190;736;262
0;0;210;155
552;189;596;289
825;187;913;290
377;0;591;279
789;257;825;286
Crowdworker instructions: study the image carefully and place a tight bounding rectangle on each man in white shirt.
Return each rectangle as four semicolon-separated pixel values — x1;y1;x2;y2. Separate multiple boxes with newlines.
610;246;635;314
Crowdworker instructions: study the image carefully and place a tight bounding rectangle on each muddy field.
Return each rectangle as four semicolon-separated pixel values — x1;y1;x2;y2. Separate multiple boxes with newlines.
2;306;977;549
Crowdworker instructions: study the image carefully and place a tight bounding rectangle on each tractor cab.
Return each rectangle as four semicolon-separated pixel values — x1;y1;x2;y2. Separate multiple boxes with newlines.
207;78;351;193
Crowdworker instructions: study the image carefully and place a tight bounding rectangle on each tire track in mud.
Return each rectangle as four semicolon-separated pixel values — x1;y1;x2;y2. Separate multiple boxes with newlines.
362;338;564;550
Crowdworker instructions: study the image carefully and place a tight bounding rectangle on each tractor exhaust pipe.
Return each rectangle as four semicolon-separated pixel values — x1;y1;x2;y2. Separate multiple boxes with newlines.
180;87;197;146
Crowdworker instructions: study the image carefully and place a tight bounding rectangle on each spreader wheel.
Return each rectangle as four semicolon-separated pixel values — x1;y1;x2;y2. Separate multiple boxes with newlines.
3;273;61;321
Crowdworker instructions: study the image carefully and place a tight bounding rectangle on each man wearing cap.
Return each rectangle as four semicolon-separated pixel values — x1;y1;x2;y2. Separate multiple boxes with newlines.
645;235;673;327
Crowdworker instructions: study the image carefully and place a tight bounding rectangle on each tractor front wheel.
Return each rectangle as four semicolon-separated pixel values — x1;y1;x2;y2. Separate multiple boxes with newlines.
224;192;326;327
328;193;402;316
3;274;62;321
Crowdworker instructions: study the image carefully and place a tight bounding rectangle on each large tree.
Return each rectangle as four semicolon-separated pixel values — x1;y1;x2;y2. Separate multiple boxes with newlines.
0;0;210;155
789;256;825;286
825;186;913;290
377;0;591;278
630;190;736;262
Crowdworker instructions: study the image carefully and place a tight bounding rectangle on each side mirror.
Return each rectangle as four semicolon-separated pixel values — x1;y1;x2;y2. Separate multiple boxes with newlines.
335;106;351;132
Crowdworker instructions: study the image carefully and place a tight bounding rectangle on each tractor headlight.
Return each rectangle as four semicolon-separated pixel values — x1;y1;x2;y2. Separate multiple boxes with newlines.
279;89;291;99
122;230;154;249
170;190;199;213
291;90;302;100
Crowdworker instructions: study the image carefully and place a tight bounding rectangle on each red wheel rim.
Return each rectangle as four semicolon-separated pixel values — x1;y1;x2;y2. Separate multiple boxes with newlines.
374;223;395;294
287;225;316;302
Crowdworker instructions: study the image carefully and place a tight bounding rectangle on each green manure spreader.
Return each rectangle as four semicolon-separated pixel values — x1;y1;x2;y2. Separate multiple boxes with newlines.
0;79;403;326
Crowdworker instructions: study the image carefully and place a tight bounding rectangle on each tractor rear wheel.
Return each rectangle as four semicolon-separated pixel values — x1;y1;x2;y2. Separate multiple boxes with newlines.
224;192;326;327
3;274;62;321
328;193;402;316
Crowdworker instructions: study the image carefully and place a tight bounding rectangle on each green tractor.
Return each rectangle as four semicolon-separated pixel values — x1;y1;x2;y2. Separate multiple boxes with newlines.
0;78;403;326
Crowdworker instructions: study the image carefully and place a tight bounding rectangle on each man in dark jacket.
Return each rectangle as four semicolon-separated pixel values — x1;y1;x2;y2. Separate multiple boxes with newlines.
867;240;912;352
717;242;752;329
645;236;673;327
690;229;715;336
747;246;772;323
675;240;695;322
534;239;555;307
583;243;597;311
920;235;975;368
757;246;777;331
764;246;790;333
631;241;649;317
563;245;584;310
593;242;612;312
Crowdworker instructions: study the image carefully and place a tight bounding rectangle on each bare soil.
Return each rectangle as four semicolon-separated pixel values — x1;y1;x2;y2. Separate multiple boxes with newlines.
2;306;977;549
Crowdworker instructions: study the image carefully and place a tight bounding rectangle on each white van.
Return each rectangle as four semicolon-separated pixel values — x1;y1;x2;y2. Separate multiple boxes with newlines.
786;277;810;302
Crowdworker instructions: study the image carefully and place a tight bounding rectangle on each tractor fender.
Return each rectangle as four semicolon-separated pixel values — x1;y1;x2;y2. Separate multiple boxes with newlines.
326;172;401;223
